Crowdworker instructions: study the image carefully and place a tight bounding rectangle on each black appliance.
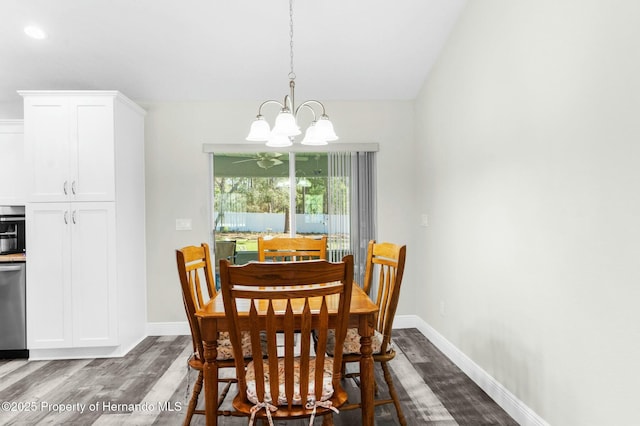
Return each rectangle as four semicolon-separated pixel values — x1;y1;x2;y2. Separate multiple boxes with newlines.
0;206;25;255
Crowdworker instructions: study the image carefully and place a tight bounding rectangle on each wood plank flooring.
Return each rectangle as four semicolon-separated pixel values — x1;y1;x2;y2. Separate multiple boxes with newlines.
0;329;517;425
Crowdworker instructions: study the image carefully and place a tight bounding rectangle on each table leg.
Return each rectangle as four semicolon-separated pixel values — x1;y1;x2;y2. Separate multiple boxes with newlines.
203;341;218;426
359;315;375;426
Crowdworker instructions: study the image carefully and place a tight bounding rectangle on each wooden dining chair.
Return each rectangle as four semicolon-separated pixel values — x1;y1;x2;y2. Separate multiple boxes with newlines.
214;240;236;289
335;241;407;426
215;240;236;264
219;256;354;426
257;235;327;262
258;236;328;349
176;243;253;425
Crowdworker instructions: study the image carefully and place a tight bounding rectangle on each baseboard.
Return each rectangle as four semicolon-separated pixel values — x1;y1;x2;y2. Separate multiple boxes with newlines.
29;345;122;360
146;321;190;336
394;315;549;426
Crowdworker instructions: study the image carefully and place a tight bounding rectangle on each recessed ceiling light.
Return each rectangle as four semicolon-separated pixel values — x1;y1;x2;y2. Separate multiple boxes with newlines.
24;25;47;40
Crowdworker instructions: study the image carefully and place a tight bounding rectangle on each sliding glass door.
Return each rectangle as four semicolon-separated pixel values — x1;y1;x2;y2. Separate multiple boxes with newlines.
209;145;377;284
213;152;332;263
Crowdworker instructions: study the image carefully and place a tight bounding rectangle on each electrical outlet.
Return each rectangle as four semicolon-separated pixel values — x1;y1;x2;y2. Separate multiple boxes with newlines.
421;214;429;227
439;301;446;316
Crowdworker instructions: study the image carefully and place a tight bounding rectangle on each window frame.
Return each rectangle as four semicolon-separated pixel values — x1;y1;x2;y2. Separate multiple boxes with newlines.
206;143;379;281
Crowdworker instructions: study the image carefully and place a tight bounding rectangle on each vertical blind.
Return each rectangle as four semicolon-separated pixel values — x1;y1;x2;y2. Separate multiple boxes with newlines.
328;151;377;286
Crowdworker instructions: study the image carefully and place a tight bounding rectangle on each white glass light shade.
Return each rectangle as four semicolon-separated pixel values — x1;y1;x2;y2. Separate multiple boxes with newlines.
266;133;293;147
314;116;338;141
272;110;301;136
300;122;327;146
246;117;271;141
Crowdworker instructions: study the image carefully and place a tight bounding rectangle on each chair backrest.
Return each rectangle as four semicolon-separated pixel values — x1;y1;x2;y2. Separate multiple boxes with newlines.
215;240;236;266
257;236;327;262
362;241;406;353
220;256;353;411
176;243;217;359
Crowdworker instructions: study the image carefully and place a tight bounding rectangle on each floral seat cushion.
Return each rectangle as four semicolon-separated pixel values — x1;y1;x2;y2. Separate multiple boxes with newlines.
216;331;253;360
245;357;334;406
326;328;385;355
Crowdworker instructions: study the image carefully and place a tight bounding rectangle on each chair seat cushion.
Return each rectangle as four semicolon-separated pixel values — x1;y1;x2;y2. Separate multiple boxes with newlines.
326;328;385;355
245;357;334;406
216;331;253;360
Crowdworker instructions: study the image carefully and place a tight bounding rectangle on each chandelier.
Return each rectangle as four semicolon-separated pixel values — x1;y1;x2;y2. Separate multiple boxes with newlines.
246;0;338;147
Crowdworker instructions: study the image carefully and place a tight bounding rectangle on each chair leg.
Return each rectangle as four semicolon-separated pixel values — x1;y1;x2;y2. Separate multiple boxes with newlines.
322;413;335;425
381;361;406;426
183;371;203;426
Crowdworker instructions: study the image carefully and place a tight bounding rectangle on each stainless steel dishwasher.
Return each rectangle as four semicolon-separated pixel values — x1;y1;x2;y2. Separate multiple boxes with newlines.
0;262;28;358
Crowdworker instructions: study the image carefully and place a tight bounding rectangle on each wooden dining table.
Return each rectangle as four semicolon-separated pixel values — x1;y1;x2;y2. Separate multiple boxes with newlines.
196;284;379;426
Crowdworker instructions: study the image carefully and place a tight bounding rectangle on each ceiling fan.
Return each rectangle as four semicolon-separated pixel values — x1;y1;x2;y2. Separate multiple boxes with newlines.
232;152;284;169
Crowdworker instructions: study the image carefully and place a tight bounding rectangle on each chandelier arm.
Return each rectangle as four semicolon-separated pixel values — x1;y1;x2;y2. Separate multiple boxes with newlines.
294;100;327;118
294;103;318;122
283;94;294;112
257;99;286;116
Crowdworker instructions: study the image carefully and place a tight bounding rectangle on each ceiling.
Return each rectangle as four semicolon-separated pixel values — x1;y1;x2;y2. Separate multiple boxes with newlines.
0;0;466;104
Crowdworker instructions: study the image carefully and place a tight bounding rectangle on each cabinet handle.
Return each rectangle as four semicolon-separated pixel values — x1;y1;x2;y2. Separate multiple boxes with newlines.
64;211;69;224
63;181;68;195
72;210;77;224
72;181;76;195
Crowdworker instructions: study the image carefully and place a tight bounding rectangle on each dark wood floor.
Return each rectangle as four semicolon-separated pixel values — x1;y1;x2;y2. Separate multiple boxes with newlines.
0;329;517;425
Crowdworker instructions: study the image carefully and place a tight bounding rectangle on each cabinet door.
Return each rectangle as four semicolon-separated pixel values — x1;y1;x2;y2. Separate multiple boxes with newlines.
24;95;116;203
71;202;117;346
24;97;71;202
0;121;25;205
71;99;115;202
26;203;73;349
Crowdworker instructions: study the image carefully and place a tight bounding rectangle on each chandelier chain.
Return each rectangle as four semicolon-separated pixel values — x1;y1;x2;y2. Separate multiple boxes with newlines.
246;0;337;146
288;0;295;80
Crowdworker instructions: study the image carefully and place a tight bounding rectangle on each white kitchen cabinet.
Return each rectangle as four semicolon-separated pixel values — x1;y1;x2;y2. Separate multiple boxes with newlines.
0;120;25;205
26;202;117;349
21;91;147;359
21;92;140;202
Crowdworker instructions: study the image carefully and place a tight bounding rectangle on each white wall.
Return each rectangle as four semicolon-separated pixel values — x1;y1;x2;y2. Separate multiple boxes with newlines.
142;100;416;322
0;96;417;327
414;1;640;424
0;102;23;118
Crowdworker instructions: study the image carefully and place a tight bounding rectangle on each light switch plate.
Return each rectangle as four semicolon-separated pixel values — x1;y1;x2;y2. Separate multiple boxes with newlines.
175;218;192;231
